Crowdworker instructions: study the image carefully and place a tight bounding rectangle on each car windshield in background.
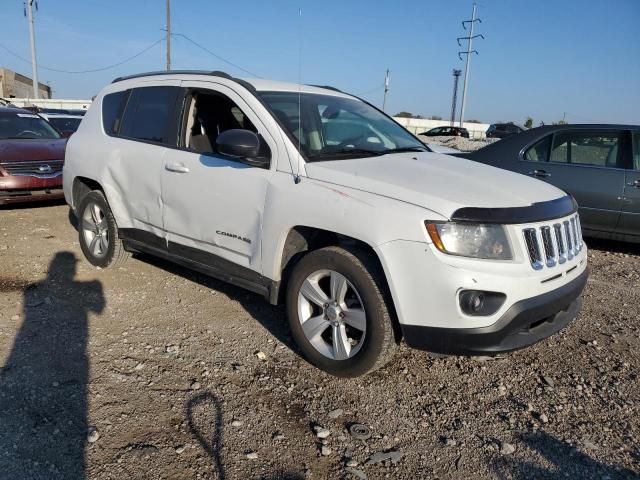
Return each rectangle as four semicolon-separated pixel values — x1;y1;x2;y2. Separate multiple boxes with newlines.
259;91;427;161
48;117;82;132
0;111;61;140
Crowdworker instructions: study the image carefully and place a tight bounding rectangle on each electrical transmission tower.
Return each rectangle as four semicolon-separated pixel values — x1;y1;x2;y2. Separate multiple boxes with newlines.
457;3;484;127
450;69;462;126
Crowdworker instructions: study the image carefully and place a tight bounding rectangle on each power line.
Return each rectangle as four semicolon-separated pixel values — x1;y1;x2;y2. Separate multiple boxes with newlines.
0;37;165;74
171;33;261;78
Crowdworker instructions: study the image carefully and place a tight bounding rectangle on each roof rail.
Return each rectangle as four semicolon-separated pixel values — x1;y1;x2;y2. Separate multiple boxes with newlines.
111;70;232;84
307;84;343;93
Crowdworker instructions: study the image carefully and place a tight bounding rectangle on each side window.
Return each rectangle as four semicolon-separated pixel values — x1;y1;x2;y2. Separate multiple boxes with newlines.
633;131;640;170
183;90;269;161
102;90;129;135
550;131;621;167
119;86;180;144
524;135;551;162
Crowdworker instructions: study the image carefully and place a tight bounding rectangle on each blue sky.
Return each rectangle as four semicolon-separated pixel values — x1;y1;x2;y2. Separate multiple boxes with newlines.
1;0;638;125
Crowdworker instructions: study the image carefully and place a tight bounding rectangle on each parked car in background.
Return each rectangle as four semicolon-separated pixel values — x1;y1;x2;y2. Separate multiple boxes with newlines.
459;124;640;243
0;106;66;205
419;126;469;138
63;71;587;377
486;123;524;139
40;113;83;137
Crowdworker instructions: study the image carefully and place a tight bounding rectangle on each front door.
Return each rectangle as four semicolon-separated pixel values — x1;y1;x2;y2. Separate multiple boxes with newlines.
160;81;278;274
617;130;640;239
519;129;626;234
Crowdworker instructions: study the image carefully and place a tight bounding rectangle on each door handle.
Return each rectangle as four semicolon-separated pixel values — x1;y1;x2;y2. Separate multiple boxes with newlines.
165;163;190;173
528;169;551;178
627;180;640;188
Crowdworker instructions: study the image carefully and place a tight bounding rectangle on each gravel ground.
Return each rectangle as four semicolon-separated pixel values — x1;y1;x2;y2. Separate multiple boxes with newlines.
0;201;638;480
419;135;498;152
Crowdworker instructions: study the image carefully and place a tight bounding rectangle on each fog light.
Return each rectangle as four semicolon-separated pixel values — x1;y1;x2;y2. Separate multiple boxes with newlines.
459;290;506;316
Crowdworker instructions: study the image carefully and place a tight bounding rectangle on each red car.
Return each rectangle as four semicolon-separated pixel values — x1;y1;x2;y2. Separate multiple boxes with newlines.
0;107;66;205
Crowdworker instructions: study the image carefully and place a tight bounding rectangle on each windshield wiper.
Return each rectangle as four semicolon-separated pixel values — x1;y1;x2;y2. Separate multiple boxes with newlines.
381;147;429;154
309;148;385;160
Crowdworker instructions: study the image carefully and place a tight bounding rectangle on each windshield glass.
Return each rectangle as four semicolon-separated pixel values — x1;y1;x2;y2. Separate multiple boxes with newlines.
0;111;61;140
259;91;426;161
48;117;82;132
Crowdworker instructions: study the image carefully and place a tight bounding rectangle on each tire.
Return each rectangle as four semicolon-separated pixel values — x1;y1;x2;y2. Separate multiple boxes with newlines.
286;246;398;377
77;190;129;268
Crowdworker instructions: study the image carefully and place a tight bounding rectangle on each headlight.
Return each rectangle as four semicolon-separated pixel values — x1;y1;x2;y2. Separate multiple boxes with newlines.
425;222;513;260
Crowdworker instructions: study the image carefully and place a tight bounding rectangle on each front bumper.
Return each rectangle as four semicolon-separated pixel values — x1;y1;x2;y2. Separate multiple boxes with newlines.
401;268;588;355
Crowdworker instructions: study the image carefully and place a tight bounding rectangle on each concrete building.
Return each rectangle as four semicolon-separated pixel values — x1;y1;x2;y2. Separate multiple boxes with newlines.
0;67;51;99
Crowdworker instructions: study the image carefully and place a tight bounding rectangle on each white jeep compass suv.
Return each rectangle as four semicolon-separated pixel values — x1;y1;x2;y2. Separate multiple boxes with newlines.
63;71;588;377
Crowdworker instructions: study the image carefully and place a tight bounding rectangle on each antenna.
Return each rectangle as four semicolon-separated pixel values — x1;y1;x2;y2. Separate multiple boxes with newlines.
294;7;303;184
165;0;171;71
382;69;390;112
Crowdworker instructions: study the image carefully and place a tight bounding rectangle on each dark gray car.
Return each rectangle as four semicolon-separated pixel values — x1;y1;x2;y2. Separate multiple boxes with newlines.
459;125;640;243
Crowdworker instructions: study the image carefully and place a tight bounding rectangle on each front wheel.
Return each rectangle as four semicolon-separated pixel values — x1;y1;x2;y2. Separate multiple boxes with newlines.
286;246;398;377
77;190;129;268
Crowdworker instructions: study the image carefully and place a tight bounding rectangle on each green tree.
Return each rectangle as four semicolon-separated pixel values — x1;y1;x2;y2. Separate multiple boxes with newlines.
395;111;415;118
524;117;533;129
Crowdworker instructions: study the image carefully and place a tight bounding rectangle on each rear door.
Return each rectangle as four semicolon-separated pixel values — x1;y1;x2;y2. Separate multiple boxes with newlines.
519;129;625;234
102;83;181;236
617;130;640;238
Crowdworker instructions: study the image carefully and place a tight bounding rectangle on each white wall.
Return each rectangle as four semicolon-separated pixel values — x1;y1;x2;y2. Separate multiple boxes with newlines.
393;117;489;139
8;98;92;111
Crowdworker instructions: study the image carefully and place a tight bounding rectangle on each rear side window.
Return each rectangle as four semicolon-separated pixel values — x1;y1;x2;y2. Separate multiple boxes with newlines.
550;131;622;167
102;90;129;135
524;135;552;162
119;86;180;144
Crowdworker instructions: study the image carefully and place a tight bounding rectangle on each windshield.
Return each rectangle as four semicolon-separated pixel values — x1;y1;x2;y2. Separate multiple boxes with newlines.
0;111;61;140
259;91;426;161
48;117;82;132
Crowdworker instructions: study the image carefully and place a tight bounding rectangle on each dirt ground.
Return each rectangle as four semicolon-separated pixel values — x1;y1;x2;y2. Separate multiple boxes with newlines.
0;201;638;480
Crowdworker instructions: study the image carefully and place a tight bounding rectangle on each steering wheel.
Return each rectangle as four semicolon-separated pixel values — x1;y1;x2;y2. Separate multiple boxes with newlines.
336;133;371;148
16;130;41;138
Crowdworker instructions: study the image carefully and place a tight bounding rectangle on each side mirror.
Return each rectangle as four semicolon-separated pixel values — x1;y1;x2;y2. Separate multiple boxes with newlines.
216;129;259;157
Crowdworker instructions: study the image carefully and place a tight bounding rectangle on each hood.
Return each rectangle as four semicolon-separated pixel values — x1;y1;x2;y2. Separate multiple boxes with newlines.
304;152;565;219
0;138;66;162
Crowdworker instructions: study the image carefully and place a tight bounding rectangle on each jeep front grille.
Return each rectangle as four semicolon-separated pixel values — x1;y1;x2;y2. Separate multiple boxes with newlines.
523;214;583;270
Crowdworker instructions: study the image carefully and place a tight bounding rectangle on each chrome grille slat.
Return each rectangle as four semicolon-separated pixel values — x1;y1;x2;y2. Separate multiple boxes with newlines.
540;226;556;267
0;160;63;177
523;214;582;270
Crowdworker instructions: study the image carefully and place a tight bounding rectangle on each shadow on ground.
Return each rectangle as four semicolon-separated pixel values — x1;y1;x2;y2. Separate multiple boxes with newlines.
0;251;105;480
491;430;637;479
585;237;640;256
186;390;304;480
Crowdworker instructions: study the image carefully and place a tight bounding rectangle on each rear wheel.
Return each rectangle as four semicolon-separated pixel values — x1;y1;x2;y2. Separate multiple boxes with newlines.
286;246;398;377
78;190;129;268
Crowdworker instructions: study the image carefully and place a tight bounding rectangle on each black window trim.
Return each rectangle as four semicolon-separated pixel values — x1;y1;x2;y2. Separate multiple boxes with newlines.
174;86;272;169
110;85;183;148
518;128;634;172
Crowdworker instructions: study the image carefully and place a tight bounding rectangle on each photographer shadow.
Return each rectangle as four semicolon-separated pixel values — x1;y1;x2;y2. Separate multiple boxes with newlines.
0;251;104;479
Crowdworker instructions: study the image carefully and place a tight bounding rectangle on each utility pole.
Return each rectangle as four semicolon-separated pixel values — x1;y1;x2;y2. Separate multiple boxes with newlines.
165;0;171;71
382;69;389;112
25;0;39;98
457;3;484;127
450;69;462;126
